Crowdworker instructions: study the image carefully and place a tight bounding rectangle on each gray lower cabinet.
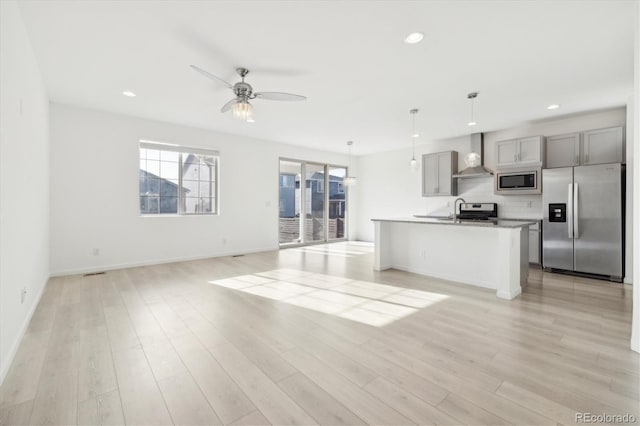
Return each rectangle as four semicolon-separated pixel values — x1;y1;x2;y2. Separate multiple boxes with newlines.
422;151;458;196
529;221;541;264
546;126;624;168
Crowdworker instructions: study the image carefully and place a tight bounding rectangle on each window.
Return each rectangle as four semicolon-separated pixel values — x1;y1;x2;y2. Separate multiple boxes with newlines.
139;141;218;215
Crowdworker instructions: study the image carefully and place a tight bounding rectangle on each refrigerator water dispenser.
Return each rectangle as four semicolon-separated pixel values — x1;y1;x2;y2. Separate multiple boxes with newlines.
548;203;566;222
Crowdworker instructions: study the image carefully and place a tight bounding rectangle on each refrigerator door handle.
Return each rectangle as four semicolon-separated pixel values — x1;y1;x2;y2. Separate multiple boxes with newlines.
573;183;579;239
567;183;573;239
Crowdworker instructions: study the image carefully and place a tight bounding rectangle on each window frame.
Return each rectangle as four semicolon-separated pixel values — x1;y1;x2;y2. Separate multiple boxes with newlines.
139;141;219;216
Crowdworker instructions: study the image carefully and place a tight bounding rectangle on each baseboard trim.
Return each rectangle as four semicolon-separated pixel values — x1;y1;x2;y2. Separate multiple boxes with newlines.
0;276;47;385
392;264;497;291
49;246;277;277
496;288;522;300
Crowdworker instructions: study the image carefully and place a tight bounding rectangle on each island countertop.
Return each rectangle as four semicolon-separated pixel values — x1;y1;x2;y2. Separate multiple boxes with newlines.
371;217;536;229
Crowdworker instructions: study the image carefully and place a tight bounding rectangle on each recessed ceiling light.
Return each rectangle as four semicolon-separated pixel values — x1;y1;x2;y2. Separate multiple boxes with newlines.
467;121;477;126
547;104;560;110
412;133;420;138
122;90;136;97
404;32;424;44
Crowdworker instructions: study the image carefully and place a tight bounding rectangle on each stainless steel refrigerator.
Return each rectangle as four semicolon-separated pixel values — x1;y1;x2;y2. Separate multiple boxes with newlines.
542;163;624;281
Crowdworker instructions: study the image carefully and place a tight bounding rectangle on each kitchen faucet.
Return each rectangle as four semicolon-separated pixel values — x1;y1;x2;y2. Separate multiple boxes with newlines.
453;197;466;221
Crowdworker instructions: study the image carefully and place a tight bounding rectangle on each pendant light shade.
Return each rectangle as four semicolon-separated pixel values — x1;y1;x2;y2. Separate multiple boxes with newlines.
344;141;357;186
409;108;419;171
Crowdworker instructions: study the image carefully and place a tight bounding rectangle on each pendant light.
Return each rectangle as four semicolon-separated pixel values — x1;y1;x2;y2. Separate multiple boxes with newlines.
467;92;478;126
344;141;357;186
409;108;419;171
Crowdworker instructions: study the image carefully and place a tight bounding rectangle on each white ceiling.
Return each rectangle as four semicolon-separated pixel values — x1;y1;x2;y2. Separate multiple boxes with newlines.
18;0;635;155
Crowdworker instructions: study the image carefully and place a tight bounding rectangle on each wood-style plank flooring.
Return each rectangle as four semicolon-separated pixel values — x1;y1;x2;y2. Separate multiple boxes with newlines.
1;242;637;425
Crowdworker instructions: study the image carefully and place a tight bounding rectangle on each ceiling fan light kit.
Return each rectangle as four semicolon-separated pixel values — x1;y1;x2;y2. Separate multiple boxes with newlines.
191;65;306;123
232;99;253;122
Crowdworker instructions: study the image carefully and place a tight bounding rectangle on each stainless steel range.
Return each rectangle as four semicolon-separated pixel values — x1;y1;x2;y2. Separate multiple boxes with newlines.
458;203;498;220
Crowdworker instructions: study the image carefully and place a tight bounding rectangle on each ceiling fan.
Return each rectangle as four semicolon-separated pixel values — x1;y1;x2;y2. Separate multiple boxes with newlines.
190;65;306;122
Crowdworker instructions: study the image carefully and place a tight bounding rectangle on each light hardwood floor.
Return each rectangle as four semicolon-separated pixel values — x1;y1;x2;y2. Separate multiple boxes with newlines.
0;242;637;425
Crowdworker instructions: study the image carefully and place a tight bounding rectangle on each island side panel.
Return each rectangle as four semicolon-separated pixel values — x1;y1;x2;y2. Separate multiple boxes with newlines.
373;220;392;271
495;227;528;300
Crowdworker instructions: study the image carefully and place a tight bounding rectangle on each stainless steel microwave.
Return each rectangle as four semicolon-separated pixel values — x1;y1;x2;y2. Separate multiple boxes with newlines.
494;168;541;195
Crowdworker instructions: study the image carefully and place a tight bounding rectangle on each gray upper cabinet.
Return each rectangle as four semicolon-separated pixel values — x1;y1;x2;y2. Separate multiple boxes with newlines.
495;136;544;169
546;133;580;168
422;151;458;196
545;126;624;168
495;140;519;168
582;126;624;165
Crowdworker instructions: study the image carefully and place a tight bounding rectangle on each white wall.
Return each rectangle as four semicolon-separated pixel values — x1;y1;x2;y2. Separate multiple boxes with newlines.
49;104;352;275
354;108;631;279
630;0;639;354
0;1;50;382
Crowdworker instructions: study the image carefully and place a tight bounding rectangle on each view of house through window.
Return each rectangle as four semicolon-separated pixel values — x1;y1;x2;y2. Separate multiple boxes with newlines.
139;141;218;215
279;159;347;245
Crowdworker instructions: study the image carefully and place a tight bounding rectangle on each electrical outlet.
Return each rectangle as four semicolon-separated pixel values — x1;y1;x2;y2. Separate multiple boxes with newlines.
21;287;27;304
526;200;532;208
222;238;227;245
92;248;100;256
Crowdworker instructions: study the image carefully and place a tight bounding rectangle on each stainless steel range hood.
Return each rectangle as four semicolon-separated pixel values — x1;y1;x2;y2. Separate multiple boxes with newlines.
452;133;494;178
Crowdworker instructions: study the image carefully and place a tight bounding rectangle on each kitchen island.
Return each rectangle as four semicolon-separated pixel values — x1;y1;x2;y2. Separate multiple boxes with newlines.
372;217;536;299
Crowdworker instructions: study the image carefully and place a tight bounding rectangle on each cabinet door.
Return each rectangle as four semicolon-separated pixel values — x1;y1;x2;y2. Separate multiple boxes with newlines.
582;126;624;165
517;136;542;165
546;133;579;168
528;230;540;264
422;154;439;196
437;152;452;195
495;140;518;168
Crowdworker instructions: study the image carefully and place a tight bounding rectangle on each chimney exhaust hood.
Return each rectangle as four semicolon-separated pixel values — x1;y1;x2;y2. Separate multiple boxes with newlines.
452;133;494;178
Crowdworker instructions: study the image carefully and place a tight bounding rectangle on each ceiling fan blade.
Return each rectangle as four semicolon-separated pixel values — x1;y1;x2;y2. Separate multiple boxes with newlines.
221;98;237;113
254;92;306;101
190;65;233;89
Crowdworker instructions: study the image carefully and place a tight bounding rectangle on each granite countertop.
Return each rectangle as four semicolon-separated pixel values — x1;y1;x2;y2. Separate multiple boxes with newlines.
371;217;537;229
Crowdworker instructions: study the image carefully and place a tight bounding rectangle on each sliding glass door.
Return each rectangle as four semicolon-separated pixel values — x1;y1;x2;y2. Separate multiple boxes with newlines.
279;159;347;246
305;163;325;243
278;160;302;244
328;166;347;240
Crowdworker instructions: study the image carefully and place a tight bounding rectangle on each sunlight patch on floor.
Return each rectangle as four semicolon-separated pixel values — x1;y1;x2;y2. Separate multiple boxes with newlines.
208;268;449;327
283;241;374;258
